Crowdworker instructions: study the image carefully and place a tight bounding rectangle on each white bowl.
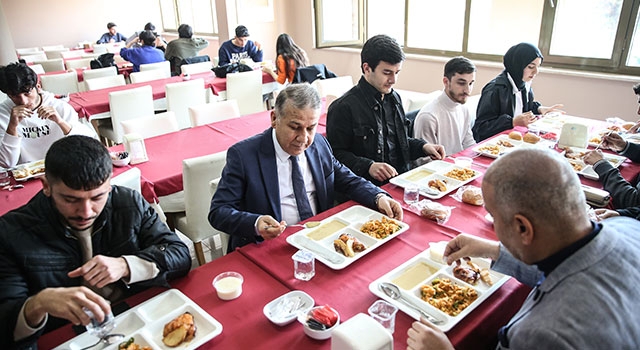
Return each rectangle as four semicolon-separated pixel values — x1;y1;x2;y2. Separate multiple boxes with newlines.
263;290;314;326
454;157;473;168
110;152;130;167
299;306;340;340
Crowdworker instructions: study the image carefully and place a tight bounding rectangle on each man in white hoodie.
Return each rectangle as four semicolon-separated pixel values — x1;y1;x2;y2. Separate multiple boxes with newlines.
0;63;96;168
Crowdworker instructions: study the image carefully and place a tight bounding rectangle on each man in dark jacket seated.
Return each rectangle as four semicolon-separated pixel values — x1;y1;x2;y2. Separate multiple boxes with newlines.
0;135;191;349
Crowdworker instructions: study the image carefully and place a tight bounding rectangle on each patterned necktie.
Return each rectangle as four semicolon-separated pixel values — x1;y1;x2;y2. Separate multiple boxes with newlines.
290;155;314;221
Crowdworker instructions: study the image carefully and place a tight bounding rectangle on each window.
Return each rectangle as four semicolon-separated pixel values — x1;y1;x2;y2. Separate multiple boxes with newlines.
314;0;640;74
159;0;218;36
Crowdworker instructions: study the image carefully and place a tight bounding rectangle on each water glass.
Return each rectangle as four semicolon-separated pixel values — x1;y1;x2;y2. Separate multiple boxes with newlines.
0;168;10;187
83;308;115;338
368;300;398;333
292;250;315;281
403;186;419;205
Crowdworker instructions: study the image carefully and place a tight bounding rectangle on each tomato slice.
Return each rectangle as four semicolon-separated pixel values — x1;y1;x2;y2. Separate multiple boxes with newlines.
312;305;338;327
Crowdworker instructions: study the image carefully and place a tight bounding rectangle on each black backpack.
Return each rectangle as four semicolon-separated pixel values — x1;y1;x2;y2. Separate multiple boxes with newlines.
90;53;116;69
212;62;253;78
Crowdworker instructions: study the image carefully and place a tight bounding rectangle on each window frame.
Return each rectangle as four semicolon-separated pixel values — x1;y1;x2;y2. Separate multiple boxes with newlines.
313;0;640;75
159;0;218;37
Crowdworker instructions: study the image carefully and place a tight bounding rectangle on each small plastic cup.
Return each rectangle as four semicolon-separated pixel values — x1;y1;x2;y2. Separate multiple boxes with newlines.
454;157;473;168
83;308;115;338
403;186;419;205
213;271;244;300
0;168;10;187
367;300;398;334
292;250;315;281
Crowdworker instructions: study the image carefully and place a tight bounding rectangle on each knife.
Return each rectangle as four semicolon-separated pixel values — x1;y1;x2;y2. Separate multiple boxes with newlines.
292;235;346;265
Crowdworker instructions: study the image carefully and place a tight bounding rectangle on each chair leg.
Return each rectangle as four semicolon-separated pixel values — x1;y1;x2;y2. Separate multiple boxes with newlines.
194;241;206;266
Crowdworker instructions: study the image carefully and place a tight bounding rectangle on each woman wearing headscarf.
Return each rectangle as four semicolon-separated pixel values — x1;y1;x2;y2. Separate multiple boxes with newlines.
472;42;563;142
263;33;309;85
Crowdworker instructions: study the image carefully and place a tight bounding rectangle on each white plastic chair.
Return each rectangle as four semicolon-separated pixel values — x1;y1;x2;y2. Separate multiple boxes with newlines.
98;85;154;144
61;50;87;60
30;64;45;75
188;100;240;127
19;52;47;63
129;69;166;84
208;177;229;254
180;61;213;75
41;44;65;51
165;78;206;129
121;111;179;139
174;151;228;264
111;167;142;193
40;72;79;95
16;47;42;56
311;76;354;98
33;58;65;73
92;44;108;55
226;70;264;115
82;67;118;91
85;75;126;91
65;58;93;70
140;61;171;78
44;48;70;60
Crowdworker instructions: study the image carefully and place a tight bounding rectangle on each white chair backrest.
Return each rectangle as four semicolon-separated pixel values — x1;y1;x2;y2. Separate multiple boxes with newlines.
188;99;240;127
165;78;206;129
140;61;171;78
311;75;354;98
82;66;118;81
30;64;45;75
16;47;42;56
226;70;264;115
85;75;126;91
111;167;141;193
33;58;65;73
41;44;64;51
129;69;166;84
65;58;93;70
107;85;155;143
44;48;70;60
181;151;227;243
121;111;179;139
180;61;213;75
19;52;47;63
92;44;108;55
60;50;86;60
208;177;228;253
40;72;79;95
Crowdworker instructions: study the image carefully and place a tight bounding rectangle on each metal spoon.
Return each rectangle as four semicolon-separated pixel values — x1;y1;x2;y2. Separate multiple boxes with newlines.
79;333;125;350
378;282;444;325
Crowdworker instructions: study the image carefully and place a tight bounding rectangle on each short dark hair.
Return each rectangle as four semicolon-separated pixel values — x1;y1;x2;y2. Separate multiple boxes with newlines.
139;30;156;46
107;22;117;29
178;24;193;39
633;83;640;95
444;56;476;80
45;136;112;191
275;83;321;119
235;25;250;38
360;34;405;73
0;63;38;96
144;22;155;31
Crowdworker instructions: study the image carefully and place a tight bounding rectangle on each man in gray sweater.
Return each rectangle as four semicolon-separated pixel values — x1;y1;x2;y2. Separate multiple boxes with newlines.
407;148;640;349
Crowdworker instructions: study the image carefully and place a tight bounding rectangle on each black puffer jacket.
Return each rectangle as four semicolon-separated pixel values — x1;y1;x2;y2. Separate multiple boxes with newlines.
0;186;191;349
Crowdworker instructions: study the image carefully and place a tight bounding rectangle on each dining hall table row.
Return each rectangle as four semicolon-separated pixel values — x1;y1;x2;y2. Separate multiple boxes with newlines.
20;118;640;349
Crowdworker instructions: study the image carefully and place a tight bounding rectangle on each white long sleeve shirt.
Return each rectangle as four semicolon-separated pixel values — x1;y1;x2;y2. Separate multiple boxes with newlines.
413;91;476;156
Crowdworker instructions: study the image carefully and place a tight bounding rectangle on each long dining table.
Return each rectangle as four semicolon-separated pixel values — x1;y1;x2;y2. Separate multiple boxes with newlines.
8;115;640;349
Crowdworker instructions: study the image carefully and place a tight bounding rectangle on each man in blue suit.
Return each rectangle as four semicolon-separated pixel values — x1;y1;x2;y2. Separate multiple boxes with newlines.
209;84;403;253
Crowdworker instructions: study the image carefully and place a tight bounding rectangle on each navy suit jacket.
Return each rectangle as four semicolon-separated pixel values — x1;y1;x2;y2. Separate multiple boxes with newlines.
209;129;384;253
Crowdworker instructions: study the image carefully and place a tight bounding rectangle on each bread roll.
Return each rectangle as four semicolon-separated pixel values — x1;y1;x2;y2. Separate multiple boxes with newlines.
523;132;540;144
420;202;450;222
461;187;483;206
508;131;522;140
622;122;635;131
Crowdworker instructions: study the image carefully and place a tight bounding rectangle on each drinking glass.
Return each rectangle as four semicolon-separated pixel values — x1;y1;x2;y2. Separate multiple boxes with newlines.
403;186;419;205
292;250;315;281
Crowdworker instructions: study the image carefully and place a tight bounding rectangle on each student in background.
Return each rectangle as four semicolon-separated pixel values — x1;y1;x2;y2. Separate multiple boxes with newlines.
119;30;165;72
262;33;309;85
96;22;127;44
126;22;167;52
217;25;263;66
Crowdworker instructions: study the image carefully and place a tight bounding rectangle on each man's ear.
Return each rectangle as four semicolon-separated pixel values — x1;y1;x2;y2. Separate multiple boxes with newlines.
41;177;51;197
514;214;534;245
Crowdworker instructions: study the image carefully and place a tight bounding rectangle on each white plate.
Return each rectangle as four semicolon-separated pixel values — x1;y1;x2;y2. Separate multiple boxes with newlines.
390;160;482;199
472;134;555;159
368;249;509;332
54;289;223;350
263;290;314;326
560;146;626;180
12;159;45;181
285;205;409;270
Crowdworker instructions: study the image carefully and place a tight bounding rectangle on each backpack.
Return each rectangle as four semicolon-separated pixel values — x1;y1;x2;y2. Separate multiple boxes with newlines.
212;62;253;78
90;53;116;69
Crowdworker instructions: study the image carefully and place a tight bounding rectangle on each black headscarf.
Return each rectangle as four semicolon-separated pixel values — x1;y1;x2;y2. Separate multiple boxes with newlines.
503;43;543;90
